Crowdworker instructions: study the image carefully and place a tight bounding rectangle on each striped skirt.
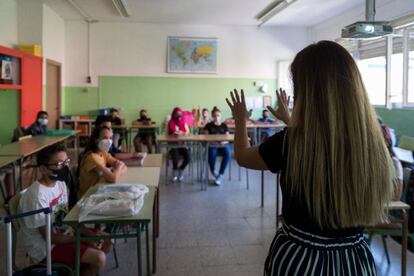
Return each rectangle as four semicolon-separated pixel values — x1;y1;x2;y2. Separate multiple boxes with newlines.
264;223;376;276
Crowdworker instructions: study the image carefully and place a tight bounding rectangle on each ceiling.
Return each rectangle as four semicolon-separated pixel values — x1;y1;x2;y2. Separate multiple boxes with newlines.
42;0;366;26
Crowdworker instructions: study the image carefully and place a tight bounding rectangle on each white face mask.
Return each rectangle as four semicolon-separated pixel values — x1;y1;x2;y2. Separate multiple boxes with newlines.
38;118;48;126
98;139;112;152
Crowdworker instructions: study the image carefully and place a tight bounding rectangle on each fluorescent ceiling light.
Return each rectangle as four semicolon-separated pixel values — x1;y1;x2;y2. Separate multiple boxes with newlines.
255;0;297;27
112;0;132;18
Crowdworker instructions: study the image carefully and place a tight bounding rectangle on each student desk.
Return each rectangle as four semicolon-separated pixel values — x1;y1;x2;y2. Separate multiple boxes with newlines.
394;147;414;165
63;185;156;276
112;125;161;152
142;154;163;167
365;201;410;276
226;122;285;145
0;132;80;190
118;164;161;273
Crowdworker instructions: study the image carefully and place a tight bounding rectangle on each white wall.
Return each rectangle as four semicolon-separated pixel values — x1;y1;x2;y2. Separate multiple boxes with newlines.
17;0;43;46
0;0;18;47
65;21;310;86
311;0;414;41
42;4;65;85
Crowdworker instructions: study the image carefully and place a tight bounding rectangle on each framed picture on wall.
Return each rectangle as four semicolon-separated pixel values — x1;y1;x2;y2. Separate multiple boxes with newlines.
263;95;272;108
1;60;12;80
167;37;217;74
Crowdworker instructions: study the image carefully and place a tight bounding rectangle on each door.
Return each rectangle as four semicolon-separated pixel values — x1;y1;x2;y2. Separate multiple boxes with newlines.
46;60;61;129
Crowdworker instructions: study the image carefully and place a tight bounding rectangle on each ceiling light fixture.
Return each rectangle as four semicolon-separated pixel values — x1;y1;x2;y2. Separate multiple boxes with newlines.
255;0;297;27
111;0;132;18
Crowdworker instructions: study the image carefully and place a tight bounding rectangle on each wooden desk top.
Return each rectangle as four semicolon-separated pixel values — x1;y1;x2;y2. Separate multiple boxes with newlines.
226;123;285;129
387;201;410;210
394;147;414;165
0;134;77;157
63;186;155;223
0;156;20;168
157;134;234;143
117;167;161;187
142;154;162;167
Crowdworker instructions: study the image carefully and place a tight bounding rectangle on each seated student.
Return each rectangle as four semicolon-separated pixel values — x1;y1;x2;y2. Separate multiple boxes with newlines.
168;107;190;182
94;116;145;160
79;126;127;197
133;109;156;153
26;111;48;136
19;144;111;275
381;123;403;200
257;109;275;142
109;108;123;149
203;107;230;185
200;108;210;126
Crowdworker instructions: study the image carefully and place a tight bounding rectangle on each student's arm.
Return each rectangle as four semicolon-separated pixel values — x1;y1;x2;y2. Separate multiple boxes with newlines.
132;120;143;126
93;163;126;183
226;90;267;170
114;152;143;160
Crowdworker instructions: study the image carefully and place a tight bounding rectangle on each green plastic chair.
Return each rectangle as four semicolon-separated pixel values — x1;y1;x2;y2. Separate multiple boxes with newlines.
365;167;414;264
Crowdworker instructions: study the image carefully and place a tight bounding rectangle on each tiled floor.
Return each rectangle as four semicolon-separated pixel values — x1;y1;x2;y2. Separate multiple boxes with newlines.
1;160;414;275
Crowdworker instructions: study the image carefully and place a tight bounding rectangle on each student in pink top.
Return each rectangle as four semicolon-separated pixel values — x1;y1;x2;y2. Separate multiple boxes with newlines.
168;107;190;182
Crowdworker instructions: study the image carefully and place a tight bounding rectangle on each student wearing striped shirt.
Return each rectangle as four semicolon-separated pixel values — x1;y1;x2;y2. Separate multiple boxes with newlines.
226;41;393;276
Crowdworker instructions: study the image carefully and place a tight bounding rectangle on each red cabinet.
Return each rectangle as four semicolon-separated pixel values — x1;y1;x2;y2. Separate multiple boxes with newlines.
0;45;43;127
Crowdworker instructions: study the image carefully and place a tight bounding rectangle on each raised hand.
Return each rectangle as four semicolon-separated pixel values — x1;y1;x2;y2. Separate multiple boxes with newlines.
226;89;250;122
267;88;290;124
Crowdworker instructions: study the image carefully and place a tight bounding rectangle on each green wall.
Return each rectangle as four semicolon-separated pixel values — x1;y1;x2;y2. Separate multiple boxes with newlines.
63;76;277;125
0;89;19;145
376;107;414;139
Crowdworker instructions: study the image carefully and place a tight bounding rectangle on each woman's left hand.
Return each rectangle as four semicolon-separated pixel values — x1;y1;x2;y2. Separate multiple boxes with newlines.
226;89;250;122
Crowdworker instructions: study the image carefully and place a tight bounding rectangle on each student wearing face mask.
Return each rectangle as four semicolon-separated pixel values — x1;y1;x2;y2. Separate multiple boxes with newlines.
79;126;127;198
27;111;49;136
168;107;191;182
94;116;145;160
133;109;156;153
203;107;230;185
19;144;111;275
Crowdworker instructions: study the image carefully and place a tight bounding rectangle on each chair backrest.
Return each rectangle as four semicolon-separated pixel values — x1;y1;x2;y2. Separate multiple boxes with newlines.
18;135;32;141
12;127;26;142
8;190;25;232
399;136;414;151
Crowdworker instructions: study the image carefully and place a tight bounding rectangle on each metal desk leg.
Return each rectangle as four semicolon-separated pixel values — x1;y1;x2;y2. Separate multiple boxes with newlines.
137;222;142;276
75;225;81;276
145;223;150;276
204;143;209;191
12;165;17;195
261;171;264;207
401;210;408;276
164;144;169;186
152;191;158;273
245;169;249;190
19;157;23;191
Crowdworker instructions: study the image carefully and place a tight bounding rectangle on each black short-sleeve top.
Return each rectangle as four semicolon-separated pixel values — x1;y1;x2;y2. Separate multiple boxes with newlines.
204;122;228;135
258;128;363;237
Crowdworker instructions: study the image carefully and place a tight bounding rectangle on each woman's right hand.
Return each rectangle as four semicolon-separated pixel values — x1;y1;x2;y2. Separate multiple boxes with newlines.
267;88;291;124
226;89;250;122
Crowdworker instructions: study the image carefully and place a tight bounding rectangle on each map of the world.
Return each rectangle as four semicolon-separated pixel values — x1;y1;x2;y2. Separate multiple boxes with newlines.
168;37;217;73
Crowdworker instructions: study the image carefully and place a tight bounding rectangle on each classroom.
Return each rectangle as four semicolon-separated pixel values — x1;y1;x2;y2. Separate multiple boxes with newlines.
1;0;414;275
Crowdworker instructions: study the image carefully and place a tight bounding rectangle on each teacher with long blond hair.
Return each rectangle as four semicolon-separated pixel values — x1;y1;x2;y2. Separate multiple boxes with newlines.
226;40;393;275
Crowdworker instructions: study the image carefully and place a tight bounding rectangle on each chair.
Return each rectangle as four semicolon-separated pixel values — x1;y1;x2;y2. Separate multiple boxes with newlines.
7;190;75;275
365;167;414;264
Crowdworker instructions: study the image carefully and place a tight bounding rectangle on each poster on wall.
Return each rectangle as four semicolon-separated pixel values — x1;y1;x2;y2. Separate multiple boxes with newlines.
167;37;217;74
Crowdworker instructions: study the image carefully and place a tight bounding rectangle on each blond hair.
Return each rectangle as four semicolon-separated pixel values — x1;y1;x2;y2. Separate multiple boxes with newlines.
287;41;393;229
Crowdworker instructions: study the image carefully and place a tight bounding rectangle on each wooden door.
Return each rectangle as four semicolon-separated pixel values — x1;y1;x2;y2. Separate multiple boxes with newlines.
46;60;61;129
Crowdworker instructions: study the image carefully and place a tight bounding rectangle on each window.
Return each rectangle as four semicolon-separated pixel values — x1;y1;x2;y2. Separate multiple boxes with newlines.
390;31;404;104
353;38;387;106
408;28;414;104
357;57;386;105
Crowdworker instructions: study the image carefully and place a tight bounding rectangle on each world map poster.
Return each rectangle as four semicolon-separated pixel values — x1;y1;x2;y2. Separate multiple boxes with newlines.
167;37;217;73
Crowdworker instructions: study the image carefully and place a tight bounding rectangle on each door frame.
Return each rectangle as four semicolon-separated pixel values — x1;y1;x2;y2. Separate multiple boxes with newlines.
45;59;62;128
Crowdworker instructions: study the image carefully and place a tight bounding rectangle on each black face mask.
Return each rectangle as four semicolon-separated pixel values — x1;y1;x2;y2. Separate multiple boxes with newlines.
48;166;69;182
